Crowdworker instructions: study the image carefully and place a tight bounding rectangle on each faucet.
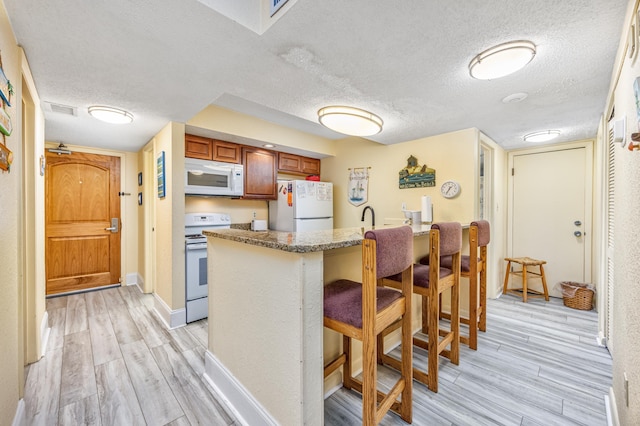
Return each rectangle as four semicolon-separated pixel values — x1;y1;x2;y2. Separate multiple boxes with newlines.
361;206;375;227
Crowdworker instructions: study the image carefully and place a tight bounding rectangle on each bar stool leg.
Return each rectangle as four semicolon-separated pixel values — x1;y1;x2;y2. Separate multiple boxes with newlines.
502;260;512;295
479;250;487;332
540;264;550;301
468;271;478;350
522;266;528;303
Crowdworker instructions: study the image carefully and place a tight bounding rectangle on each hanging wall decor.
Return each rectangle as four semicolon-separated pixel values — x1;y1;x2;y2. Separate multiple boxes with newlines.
0;50;13;171
399;155;435;189
348;167;370;206
157;151;166;198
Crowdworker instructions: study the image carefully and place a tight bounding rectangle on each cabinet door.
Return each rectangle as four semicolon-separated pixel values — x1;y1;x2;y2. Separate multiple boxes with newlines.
185;135;213;160
301;157;320;175
278;153;321;176
213;140;241;164
243;147;277;199
278;152;302;173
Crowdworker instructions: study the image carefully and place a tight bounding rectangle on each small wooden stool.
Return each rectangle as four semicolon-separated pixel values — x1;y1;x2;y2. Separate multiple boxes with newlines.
503;257;549;303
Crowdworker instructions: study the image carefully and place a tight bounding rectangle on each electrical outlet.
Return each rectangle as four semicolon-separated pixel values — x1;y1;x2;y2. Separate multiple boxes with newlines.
624;372;629;407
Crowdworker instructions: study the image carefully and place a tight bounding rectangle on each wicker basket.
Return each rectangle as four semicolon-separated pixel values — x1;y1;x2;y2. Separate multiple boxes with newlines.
560;282;594;310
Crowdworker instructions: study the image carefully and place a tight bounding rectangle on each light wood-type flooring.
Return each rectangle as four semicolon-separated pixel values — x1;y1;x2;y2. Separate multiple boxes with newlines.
325;294;612;426
24;287;611;425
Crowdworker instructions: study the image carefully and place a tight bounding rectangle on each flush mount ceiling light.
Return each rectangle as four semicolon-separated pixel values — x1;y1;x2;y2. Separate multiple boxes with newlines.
469;40;536;80
524;130;560;143
88;106;133;124
317;106;383;136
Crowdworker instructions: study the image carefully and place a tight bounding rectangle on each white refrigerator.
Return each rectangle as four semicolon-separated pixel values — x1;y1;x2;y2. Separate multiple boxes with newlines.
269;180;334;232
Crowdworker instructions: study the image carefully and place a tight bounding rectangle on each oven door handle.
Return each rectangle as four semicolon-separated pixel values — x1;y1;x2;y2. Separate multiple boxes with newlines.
186;243;208;250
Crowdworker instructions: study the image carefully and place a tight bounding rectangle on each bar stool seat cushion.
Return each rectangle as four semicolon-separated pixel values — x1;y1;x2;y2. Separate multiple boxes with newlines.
386;264;452;289
324;279;402;328
420;254;470;272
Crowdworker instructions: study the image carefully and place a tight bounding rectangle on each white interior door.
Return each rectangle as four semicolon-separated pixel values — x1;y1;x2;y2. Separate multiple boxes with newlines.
510;146;592;297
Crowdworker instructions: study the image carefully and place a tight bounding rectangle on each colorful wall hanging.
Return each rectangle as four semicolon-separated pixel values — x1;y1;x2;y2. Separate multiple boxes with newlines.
399;155;435;189
157;151;166;198
0;50;13;172
348;167;370;206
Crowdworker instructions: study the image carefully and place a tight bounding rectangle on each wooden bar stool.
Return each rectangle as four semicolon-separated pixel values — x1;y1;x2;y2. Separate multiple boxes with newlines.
323;226;413;425
502;257;549;303
381;222;461;393
419;220;490;350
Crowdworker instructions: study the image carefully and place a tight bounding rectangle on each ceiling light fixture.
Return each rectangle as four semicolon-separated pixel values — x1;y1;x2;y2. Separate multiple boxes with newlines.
523;130;560;143
469;40;536;80
318;106;383;136
88;106;134;124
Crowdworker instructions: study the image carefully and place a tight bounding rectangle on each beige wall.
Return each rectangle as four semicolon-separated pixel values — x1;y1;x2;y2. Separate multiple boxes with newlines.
21;48;46;368
0;1;21;420
188;105;336;158
151;122;186;310
321;129;480;228
603;0;640;423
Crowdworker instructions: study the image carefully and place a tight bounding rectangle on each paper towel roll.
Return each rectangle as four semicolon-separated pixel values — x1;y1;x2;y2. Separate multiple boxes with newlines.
421;195;433;223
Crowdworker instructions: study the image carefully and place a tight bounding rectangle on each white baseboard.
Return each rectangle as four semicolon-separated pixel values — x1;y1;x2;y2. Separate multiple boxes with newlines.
125;272;142;286
203;350;277;426
606;387;620;426
597;331;608;347
152;293;186;329
12;399;25;426
40;311;50;357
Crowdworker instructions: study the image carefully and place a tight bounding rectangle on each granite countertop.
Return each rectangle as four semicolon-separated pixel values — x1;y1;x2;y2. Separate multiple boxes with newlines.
203;224;433;253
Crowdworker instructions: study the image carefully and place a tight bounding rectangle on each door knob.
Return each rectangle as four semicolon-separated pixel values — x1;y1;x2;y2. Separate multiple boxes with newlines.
574;231;582;237
574;220;582;226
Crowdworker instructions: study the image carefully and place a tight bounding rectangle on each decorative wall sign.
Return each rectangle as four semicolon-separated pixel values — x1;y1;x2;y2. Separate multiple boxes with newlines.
348;167;370;206
399;155;435;189
0;106;12;136
0;66;11;107
157;151;166;198
0;142;13;171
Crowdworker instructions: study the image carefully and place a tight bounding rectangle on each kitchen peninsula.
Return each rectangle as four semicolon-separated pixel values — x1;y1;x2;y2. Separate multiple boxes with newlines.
202;225;432;426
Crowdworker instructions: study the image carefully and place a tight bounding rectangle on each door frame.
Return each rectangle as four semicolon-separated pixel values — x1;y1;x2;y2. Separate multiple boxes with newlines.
43;142;130;290
506;140;594;288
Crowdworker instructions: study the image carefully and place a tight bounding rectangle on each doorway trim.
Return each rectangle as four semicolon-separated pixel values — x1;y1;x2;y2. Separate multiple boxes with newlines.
506;139;594;289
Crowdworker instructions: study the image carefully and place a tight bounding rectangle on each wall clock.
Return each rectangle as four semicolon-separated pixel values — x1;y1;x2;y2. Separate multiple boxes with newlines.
440;180;461;199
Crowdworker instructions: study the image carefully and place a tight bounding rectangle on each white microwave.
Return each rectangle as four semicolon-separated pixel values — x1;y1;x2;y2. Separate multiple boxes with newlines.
185;158;244;197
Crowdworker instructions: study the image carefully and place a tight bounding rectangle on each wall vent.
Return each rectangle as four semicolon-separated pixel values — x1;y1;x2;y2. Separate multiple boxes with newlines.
44;102;77;116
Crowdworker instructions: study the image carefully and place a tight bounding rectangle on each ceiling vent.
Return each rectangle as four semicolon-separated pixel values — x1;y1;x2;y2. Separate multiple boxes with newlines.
44;102;77;116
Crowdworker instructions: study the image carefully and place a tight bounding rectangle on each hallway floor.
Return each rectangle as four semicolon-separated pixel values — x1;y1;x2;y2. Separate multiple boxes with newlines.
24;286;237;425
23;286;611;425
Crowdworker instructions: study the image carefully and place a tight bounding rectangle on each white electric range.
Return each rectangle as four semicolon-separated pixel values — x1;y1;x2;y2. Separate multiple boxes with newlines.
185;212;231;323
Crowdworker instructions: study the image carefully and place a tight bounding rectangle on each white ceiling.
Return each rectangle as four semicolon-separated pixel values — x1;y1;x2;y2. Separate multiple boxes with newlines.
3;0;628;153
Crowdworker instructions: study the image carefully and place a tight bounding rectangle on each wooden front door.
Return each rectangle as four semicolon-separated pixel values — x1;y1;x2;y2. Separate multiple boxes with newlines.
509;145;592;298
45;151;121;295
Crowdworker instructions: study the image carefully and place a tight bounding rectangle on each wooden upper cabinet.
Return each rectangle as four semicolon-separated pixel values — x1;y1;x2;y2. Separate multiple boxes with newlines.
212;140;241;164
185;134;213;160
242;147;277;200
300;156;321;175
278;152;321;176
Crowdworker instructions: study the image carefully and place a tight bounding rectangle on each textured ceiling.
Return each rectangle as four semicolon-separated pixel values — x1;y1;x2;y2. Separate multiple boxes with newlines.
3;0;628;152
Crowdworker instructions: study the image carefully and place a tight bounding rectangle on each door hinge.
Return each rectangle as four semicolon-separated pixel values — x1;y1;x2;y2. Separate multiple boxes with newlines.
118;277;122;283
511;168;514;176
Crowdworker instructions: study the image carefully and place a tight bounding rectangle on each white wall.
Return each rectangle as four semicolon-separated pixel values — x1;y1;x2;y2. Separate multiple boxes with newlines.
602;1;640;423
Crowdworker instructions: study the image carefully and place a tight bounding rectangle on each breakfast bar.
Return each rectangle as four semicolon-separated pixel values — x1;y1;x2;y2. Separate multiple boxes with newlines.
202;225;432;425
